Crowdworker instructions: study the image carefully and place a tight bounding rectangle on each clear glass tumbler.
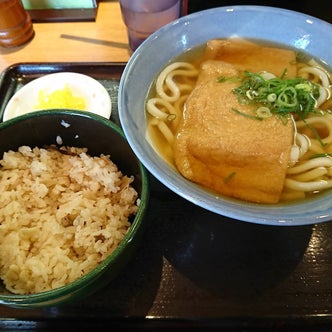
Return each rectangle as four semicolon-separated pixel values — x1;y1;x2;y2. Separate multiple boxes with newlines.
119;0;184;52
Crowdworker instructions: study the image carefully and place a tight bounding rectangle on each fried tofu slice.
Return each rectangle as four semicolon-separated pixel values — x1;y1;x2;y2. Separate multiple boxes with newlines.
174;59;294;203
203;38;297;78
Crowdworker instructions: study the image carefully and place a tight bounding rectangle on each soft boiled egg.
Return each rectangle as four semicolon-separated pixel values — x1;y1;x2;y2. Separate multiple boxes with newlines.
3;72;112;121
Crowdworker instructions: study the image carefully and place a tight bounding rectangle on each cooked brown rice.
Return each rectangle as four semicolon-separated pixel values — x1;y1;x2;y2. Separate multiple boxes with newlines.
0;145;139;294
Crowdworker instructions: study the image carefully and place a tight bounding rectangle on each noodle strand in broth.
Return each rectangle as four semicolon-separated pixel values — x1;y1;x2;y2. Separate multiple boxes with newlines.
146;62;199;147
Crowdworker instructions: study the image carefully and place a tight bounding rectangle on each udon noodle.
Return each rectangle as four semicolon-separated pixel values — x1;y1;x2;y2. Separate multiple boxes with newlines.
146;41;332;202
146;62;199;145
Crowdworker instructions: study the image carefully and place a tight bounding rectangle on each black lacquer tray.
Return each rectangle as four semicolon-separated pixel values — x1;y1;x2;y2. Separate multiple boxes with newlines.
0;63;331;331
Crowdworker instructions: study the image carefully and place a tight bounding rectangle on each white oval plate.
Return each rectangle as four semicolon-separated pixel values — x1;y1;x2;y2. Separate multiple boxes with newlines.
3;72;112;121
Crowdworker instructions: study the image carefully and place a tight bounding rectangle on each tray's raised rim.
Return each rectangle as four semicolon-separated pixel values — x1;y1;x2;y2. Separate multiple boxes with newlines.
0;62;127;89
0;61;127;76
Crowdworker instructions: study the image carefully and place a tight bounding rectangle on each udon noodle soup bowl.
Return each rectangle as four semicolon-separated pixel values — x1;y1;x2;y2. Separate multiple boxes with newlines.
0;110;149;308
118;6;332;226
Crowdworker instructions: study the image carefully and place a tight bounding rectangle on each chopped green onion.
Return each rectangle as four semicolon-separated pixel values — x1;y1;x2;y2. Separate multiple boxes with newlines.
224;171;236;184
304;120;328;147
231;70;321;120
256;106;272;118
217;76;228;83
309;153;331;159
277;87;297;108
167;114;176;121
217;76;241;83
231;108;263;121
267;93;277;102
295;83;312;92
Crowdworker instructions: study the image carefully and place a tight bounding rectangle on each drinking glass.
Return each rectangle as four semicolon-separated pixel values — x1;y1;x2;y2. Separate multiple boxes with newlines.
119;0;184;52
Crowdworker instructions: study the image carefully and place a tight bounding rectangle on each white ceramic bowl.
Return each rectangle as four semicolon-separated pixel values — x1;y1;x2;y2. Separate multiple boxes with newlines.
118;6;332;226
3;72;112;121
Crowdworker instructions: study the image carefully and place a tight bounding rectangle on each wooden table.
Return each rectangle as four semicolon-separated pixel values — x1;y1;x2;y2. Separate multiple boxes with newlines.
0;0;130;74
